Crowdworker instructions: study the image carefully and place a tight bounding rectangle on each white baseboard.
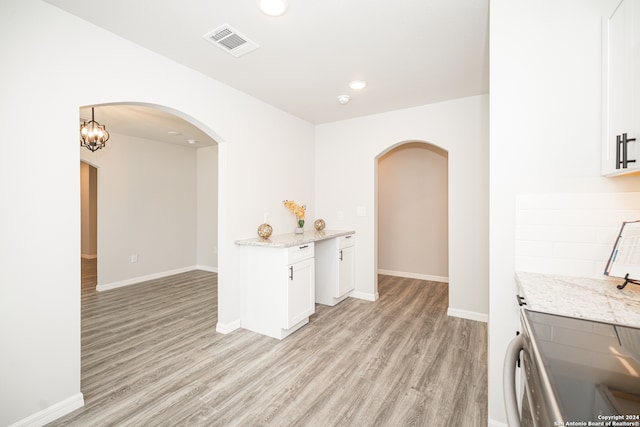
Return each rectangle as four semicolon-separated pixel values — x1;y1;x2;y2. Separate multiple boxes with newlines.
377;269;449;283
488;418;508;427
196;265;218;273
350;290;379;301
447;307;488;323
9;392;84;427
216;319;241;334
97;265;199;291
80;254;97;259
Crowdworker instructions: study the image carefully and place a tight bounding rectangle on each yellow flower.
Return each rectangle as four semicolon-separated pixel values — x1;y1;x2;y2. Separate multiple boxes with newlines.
283;200;306;220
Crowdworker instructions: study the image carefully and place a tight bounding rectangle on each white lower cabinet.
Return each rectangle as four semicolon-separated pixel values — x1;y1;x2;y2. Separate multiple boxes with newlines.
236;230;356;339
285;256;315;328
315;235;355;306
240;243;315;339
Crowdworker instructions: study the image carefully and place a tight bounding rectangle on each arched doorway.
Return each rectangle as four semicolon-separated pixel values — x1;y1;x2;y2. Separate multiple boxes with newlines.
77;101;222;404
375;140;449;290
79;103;220;292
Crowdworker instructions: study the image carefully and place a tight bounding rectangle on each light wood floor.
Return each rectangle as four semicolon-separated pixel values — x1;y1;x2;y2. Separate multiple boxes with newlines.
51;259;487;426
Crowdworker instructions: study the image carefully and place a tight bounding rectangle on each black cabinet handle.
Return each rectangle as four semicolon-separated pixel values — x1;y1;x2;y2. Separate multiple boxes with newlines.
617;133;636;169
289;265;293;280
617;134;622;169
299;245;309;249
516;294;527;306
515;331;521;368
345;235;352;239
339;249;343;261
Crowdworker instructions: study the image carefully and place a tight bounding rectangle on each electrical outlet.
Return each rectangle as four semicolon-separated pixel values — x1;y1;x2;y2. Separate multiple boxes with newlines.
337;210;344;220
131;254;138;263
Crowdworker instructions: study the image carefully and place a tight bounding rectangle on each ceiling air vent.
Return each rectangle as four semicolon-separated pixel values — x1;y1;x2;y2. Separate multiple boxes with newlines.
202;24;259;57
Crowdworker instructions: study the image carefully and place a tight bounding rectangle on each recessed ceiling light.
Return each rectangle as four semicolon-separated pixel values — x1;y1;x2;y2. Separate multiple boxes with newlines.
188;139;199;145
349;80;367;90
168;130;182;136
337;95;350;105
258;0;288;16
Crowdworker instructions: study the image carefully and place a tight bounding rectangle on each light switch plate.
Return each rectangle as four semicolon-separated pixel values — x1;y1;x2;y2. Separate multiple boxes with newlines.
357;206;367;217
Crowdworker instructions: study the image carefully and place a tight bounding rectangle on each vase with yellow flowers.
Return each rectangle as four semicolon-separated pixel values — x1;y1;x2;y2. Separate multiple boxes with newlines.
283;200;306;234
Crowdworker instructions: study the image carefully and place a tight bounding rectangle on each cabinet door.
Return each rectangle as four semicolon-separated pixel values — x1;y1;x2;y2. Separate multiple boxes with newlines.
285;258;315;329
338;245;355;297
603;0;640;175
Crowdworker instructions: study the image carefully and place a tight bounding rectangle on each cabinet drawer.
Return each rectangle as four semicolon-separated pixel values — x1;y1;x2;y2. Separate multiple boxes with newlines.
339;234;355;249
287;242;314;263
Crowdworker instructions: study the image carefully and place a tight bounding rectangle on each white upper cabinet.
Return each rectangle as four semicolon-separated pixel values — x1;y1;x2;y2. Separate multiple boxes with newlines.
603;0;640;176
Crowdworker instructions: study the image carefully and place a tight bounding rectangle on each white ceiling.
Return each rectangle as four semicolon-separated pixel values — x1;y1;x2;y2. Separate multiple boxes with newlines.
54;0;489;139
80;104;217;147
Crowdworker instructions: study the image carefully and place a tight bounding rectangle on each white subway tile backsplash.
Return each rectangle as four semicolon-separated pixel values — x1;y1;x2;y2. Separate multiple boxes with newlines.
515;193;640;278
593;261;609;276
551;242;612;262
595;226;622;244
514;256;556;274
604;194;640;210
517;209;554;225
611;210;640;224
515;240;553;257
516;225;557;242
552;209;622;228
551;258;597;278
551;226;596;243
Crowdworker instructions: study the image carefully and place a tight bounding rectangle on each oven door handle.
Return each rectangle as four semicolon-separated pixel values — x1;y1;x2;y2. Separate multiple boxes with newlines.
504;333;524;427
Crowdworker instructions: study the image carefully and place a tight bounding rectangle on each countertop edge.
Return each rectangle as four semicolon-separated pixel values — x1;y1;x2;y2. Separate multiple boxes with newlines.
235;229;355;248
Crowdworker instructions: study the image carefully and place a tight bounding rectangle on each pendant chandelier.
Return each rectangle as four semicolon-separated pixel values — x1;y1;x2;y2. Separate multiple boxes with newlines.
80;107;109;152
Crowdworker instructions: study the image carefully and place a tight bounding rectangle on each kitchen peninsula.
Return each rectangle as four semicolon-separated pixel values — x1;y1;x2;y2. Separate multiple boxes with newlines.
236;230;355;339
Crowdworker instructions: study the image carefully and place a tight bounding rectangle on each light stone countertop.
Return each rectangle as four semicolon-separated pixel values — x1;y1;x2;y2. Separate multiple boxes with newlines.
235;229;355;248
516;271;640;328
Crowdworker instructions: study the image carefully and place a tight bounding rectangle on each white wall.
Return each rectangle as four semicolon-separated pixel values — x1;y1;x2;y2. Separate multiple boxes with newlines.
377;142;448;281
197;145;218;270
0;0;315;425
80;132;200;288
315;94;488;320
489;0;640;424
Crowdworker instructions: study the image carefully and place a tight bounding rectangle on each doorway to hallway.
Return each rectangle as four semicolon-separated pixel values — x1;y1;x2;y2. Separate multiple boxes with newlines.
376;141;449;283
80;161;98;289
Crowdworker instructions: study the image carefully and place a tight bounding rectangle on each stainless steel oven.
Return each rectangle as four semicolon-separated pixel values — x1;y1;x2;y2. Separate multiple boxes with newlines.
504;306;640;427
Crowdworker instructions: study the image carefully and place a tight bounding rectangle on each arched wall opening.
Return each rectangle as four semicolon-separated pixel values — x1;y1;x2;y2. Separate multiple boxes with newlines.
376;141;449;286
78;101;221;295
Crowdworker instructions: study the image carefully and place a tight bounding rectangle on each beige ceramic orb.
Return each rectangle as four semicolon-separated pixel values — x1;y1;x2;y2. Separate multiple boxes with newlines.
257;223;273;238
314;219;326;231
